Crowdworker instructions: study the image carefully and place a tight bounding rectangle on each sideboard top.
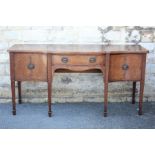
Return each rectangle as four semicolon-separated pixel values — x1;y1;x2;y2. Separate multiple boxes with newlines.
8;44;148;54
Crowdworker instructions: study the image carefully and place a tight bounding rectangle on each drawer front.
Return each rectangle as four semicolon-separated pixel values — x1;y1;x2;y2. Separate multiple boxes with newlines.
52;55;105;65
14;53;47;81
109;54;142;81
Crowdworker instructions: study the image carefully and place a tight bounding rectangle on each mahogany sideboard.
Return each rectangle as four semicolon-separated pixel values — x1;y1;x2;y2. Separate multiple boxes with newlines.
8;44;148;117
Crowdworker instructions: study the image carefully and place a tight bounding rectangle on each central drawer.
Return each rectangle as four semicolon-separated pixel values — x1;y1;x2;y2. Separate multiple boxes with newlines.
52;55;105;65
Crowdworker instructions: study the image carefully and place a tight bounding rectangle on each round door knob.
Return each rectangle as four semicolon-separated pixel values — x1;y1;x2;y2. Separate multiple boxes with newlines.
27;63;35;70
122;64;129;70
61;57;69;63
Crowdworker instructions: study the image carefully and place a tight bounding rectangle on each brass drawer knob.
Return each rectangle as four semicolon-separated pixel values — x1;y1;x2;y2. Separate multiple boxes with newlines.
122;64;129;70
27;63;35;70
61;57;69;63
89;57;96;63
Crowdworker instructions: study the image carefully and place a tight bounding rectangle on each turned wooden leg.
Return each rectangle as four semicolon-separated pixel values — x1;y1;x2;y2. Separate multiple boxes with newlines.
138;80;144;115
11;80;16;115
18;81;22;104
132;82;136;104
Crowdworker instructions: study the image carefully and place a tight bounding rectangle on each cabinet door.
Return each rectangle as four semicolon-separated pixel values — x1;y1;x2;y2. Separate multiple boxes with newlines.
14;53;47;81
109;54;142;81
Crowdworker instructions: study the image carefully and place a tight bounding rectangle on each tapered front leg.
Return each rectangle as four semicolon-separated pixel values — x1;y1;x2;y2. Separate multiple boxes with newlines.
138;54;146;115
104;53;110;117
138;80;144;115
104;79;108;117
11;80;16;115
47;54;53;117
132;82;136;104
48;80;52;117
10;53;16;115
18;81;22;104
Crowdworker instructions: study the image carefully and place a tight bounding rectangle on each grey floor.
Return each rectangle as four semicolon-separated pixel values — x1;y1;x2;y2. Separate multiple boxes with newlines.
0;102;155;129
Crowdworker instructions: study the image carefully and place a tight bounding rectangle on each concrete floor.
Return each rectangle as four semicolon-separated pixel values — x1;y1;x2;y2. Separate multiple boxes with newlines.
0;102;155;129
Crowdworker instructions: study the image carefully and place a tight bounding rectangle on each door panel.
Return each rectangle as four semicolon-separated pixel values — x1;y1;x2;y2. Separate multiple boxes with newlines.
109;54;142;81
14;53;47;81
